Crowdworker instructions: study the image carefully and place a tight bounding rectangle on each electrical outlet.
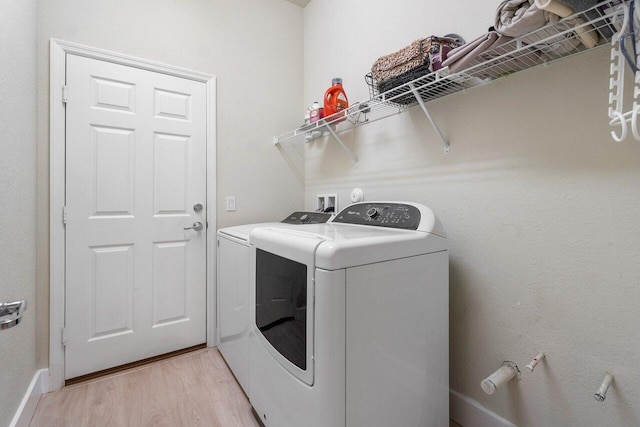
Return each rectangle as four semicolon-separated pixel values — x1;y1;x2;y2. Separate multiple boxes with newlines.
226;196;236;212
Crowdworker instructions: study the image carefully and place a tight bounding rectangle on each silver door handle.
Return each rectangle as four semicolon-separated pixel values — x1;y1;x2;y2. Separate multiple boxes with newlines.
1;299;27;331
184;221;204;231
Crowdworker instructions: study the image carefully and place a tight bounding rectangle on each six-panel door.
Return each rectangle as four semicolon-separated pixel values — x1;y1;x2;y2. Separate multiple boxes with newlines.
64;54;207;379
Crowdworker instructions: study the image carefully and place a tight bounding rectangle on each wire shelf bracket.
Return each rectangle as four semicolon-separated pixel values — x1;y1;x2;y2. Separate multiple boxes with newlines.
323;121;358;165
274;113;360;166
408;83;450;154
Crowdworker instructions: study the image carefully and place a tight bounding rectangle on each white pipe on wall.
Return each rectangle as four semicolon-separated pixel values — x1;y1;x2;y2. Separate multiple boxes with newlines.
481;361;521;395
525;352;545;372
594;373;613;402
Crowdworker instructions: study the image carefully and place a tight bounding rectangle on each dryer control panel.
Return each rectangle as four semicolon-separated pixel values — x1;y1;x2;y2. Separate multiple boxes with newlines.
332;203;421;230
281;211;332;224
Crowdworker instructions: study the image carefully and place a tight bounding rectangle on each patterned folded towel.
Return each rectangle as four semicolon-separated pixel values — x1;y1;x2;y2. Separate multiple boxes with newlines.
371;36;463;84
371;39;430;84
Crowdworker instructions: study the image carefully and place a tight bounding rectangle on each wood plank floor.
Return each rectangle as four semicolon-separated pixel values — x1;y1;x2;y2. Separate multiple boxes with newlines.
30;347;463;427
30;348;259;427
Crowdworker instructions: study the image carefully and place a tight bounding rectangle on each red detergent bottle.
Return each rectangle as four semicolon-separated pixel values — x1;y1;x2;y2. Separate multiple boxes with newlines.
323;78;349;119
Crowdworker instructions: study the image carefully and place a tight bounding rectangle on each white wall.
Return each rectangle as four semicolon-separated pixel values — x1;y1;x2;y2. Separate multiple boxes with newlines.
36;0;304;367
0;0;38;424
304;1;640;426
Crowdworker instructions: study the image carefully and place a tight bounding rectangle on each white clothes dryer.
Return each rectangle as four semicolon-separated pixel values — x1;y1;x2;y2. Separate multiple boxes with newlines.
216;211;332;393
248;202;449;427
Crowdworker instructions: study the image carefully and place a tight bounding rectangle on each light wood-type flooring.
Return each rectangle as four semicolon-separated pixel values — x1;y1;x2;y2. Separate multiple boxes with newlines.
30;348;259;427
30;347;463;427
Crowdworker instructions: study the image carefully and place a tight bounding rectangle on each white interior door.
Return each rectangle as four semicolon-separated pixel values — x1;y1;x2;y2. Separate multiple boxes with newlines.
64;54;207;379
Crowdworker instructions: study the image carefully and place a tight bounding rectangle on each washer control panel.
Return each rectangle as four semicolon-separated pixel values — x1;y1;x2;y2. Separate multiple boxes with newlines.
281;211;333;224
332;203;421;230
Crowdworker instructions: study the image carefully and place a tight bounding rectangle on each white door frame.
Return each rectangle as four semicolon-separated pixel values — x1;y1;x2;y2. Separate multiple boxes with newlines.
49;39;217;391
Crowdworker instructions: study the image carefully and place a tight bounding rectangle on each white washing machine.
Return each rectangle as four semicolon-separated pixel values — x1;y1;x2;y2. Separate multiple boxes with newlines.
216;211;332;393
248;202;449;427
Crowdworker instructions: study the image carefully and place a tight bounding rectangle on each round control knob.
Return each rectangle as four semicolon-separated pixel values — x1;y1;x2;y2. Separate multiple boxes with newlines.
300;214;309;222
366;207;379;219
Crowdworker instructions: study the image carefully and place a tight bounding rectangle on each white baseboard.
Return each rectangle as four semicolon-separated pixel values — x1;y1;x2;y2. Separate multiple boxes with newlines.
10;369;48;427
450;389;517;427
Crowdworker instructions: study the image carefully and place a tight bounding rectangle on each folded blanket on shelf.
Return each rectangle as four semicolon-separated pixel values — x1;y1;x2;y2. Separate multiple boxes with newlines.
495;1;581;56
496;0;605;48
495;0;552;37
556;0;599;12
441;31;513;74
443;0;603;77
535;0;601;47
551;0;614;38
551;0;605;29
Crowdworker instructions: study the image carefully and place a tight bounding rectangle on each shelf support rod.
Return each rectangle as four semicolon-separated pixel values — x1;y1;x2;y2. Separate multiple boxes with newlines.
323;121;358;165
408;83;450;154
274;138;304;184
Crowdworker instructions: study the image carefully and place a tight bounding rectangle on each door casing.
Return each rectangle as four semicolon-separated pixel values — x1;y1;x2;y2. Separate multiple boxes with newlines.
49;39;217;391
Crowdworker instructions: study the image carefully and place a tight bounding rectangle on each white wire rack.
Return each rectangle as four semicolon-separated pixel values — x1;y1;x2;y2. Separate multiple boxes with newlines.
274;0;628;163
608;0;640;141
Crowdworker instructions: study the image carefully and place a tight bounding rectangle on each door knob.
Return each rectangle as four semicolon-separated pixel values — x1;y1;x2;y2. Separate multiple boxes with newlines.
184;221;204;231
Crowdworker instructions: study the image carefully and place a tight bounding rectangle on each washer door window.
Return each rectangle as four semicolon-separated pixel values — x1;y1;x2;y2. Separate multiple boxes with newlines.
255;248;312;382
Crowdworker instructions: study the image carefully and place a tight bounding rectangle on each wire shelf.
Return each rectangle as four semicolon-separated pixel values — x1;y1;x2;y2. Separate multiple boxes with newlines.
275;0;627;151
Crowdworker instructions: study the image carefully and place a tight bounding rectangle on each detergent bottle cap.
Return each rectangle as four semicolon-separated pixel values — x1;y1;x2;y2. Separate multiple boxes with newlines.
332;77;343;85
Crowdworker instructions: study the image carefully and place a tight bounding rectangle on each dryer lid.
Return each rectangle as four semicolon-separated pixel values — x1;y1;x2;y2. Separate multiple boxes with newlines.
218;222;280;242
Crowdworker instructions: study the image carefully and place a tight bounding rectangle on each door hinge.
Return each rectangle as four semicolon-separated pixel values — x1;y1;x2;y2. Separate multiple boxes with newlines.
62;86;68;104
63;205;68;225
61;327;67;346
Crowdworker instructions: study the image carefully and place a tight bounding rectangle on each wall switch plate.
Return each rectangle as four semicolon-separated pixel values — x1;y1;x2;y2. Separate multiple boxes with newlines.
317;193;338;214
225;196;236;212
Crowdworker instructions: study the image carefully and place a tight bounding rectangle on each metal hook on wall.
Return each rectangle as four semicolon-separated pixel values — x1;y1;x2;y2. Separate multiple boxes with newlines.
631;103;640;140
609;110;628;142
608;1;632;142
0;299;27;330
